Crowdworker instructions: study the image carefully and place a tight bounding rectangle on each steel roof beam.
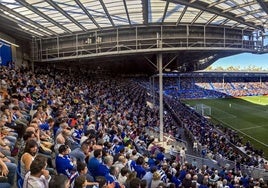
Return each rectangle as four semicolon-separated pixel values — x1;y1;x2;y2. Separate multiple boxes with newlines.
176;6;187;26
0;4;57;35
123;0;131;25
205;14;218;26
207;0;226;8
231;22;240;28
247;14;268;22
99;0;115;27
219;18;230;26
74;0;101;29
162;1;169;23
190;10;203;25
222;1;256;13
0;15;36;39
256;0;268;15
0;12;43;38
167;0;263;30
16;0;72;34
235;9;262;18
142;0;148;24
45;0;87;32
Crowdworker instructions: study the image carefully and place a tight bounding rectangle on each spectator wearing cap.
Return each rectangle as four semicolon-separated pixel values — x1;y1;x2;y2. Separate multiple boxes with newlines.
55;144;76;178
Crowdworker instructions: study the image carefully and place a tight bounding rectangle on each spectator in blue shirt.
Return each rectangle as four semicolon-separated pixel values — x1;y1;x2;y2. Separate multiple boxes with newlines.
55;144;76;178
87;149;102;178
133;156;146;179
72;124;84;144
95;155;113;177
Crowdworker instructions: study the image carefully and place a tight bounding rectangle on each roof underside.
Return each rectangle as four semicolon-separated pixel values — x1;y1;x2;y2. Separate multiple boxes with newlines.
1;0;268;39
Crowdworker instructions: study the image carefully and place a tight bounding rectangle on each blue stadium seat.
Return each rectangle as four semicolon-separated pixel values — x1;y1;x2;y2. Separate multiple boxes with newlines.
17;178;24;188
16;165;24;188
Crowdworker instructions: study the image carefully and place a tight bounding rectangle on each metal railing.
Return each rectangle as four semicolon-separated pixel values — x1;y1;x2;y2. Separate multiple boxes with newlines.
32;25;264;62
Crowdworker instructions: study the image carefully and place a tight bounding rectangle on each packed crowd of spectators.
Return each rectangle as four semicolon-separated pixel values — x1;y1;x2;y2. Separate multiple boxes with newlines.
163;77;268;99
0;65;267;188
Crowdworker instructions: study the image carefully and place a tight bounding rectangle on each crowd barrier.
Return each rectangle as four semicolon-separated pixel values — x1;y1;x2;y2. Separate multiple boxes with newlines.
145;126;187;151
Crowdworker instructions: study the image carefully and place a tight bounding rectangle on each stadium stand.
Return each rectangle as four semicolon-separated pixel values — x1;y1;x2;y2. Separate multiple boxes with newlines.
0;65;267;188
164;72;268;99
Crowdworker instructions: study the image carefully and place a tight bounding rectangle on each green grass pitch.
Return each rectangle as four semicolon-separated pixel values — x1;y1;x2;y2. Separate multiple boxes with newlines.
183;96;268;159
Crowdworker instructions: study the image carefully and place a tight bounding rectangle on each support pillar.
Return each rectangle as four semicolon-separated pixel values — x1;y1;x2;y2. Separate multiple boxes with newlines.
158;53;164;142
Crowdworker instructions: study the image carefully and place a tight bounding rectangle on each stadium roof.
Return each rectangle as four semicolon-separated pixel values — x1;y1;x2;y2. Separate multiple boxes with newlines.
0;0;268;39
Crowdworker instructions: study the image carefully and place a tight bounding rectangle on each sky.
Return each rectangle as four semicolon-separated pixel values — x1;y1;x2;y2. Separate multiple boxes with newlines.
211;52;268;70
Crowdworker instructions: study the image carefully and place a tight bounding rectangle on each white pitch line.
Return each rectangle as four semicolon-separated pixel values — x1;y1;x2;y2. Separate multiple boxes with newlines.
215;118;268;148
239;126;263;131
217;116;237;120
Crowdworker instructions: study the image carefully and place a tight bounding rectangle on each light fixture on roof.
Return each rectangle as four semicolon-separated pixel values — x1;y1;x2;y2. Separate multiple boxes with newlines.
0;38;19;47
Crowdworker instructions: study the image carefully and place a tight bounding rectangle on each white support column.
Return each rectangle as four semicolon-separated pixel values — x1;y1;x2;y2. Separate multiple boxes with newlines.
57;36;59;58
153;76;155;105
158;53;164;142
156;31;164;143
40;39;42;60
76;34;78;56
149;76;152;97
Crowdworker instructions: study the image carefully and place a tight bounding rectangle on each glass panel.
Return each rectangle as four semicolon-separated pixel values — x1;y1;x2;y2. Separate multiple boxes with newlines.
104;0;128;25
83;0;111;26
13;7;30;12
126;0;143;24
25;0;44;4
150;0;166;23
63;23;81;31
47;26;64;33
210;16;228;25
180;7;200;23
1;0;20;9
195;12;215;24
1;0;267;37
